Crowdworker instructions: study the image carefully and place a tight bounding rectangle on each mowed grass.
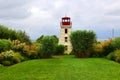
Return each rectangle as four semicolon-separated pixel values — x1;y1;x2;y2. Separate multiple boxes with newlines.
0;55;120;80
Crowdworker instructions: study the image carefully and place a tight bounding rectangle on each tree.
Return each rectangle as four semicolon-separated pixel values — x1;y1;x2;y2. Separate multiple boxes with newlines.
38;36;56;58
17;30;31;45
36;35;44;43
36;35;58;44
70;30;96;58
0;25;31;44
51;35;58;44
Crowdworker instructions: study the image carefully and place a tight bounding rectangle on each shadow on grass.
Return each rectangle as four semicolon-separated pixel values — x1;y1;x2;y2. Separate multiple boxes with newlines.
52;55;75;59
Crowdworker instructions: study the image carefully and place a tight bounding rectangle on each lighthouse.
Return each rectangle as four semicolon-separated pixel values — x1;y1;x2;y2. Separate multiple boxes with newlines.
58;16;72;54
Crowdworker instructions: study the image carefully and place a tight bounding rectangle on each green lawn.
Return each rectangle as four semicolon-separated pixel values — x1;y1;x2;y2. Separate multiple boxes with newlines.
0;55;120;80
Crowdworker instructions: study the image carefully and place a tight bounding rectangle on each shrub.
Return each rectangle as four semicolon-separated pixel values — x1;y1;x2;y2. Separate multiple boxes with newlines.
111;37;120;50
12;40;38;59
23;44;38;59
102;43;114;56
0;39;13;53
12;52;24;63
54;45;65;55
69;50;74;55
94;38;113;57
0;54;3;64
93;43;103;53
2;61;11;66
102;37;120;57
1;50;15;65
12;40;25;53
38;36;56;58
113;50;120;62
92;43;103;57
106;50;120;63
92;39;113;57
70;30;96;58
1;50;24;66
106;52;114;60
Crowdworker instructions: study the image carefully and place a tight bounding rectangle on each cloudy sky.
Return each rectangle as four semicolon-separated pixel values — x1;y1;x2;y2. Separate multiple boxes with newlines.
0;0;120;40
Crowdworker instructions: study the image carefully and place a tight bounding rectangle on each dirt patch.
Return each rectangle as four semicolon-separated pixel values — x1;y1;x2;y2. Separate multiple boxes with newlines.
52;55;64;59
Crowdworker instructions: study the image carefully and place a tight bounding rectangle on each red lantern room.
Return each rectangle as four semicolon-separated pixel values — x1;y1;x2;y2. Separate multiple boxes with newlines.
61;16;72;25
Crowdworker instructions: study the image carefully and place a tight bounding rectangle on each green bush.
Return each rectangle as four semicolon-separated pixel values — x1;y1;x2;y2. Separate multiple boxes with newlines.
106;50;120;63
2;61;11;66
114;50;120;62
111;37;120;50
106;52;114;60
38;36;56;58
103;37;120;58
69;50;74;55
91;52;102;58
54;45;65;55
0;39;13;53
102;43;114;57
70;30;96;58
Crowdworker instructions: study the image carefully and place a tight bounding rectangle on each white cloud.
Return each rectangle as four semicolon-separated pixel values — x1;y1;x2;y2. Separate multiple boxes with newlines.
0;0;120;40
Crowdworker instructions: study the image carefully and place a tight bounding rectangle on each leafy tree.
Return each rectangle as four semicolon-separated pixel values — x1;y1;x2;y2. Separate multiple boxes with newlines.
17;30;31;45
0;25;31;44
70;30;96;58
36;35;58;44
51;35;58;44
36;35;44;43
38;36;56;58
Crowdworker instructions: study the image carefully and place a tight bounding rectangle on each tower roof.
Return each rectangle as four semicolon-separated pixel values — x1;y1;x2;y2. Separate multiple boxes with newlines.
62;16;70;19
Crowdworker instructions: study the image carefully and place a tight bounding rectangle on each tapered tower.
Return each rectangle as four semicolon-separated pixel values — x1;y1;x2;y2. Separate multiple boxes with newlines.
58;16;72;54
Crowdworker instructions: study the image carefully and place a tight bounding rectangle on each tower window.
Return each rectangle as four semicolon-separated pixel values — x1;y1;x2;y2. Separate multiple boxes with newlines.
65;46;68;50
65;29;68;33
65;37;68;42
65;20;67;22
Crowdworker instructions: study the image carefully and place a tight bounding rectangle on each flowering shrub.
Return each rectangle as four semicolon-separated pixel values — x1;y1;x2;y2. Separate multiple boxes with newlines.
1;50;14;60
12;40;38;59
23;44;38;59
92;43;103;57
92;39;113;57
93;43;103;53
0;50;24;66
12;40;25;53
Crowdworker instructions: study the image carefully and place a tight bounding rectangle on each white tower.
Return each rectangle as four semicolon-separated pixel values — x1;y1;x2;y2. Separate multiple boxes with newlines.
59;16;72;54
